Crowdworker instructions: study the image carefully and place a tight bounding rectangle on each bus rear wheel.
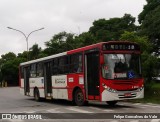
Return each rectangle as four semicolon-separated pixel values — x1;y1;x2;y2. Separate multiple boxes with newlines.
34;88;41;102
74;89;85;106
106;101;117;106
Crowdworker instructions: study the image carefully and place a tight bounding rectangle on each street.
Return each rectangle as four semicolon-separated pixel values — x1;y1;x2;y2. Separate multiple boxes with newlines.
0;87;160;122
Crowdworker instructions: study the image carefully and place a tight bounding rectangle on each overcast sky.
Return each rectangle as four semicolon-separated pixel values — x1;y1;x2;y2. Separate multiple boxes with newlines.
0;0;146;56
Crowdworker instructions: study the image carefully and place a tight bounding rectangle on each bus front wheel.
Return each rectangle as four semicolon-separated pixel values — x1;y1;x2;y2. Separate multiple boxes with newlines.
74;89;85;106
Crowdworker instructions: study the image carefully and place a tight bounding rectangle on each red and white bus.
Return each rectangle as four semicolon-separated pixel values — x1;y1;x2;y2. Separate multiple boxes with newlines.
19;41;144;106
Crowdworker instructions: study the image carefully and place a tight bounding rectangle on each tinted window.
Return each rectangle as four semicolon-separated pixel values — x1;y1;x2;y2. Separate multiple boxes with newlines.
37;63;44;77
30;64;36;77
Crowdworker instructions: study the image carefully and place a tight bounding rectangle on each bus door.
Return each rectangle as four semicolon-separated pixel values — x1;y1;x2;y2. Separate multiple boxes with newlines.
44;62;52;98
24;66;30;95
85;50;100;100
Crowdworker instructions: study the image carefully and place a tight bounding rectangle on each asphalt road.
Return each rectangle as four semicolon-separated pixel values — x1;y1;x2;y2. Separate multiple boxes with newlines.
0;87;160;122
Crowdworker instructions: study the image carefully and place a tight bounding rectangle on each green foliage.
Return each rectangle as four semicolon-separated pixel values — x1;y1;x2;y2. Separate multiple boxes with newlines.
0;52;25;85
138;0;160;56
89;14;137;42
138;0;160;24
140;6;160;38
44;31;75;55
1;52;16;62
142;53;159;82
120;31;152;52
17;51;28;61
29;43;42;60
74;32;96;47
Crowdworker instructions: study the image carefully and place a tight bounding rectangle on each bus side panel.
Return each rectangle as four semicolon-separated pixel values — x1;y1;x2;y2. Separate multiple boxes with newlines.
52;75;68;99
29;77;45;98
67;74;84;101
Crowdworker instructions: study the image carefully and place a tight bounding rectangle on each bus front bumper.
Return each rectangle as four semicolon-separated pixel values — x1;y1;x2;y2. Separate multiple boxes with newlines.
101;88;144;101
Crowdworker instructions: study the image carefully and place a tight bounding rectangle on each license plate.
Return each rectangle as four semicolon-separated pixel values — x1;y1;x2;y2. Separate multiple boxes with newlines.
124;93;132;97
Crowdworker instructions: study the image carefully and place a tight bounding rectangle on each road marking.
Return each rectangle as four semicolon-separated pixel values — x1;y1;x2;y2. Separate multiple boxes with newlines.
103;109;114;112
151;119;160;122
134;103;141;105
46;108;62;113
66;107;93;113
88;106;104;111
139;106;147;109
109;120;119;122
135;104;160;108
129;120;139;122
118;103;125;106
4;120;24;122
23;110;36;113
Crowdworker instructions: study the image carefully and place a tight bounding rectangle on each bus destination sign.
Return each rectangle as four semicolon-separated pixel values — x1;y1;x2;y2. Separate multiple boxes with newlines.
102;43;140;51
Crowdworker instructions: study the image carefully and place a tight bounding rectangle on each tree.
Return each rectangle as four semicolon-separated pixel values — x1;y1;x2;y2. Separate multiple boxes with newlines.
89;14;137;42
29;43;42;60
0;52;24;86
73;32;96;47
138;0;160;56
138;0;160;24
44;31;75;55
120;31;152;53
1;52;16;62
17;51;28;61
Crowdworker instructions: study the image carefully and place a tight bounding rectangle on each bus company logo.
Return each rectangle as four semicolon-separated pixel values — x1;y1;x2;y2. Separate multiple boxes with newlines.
30;80;35;83
1;114;42;120
55;78;65;84
2;114;11;119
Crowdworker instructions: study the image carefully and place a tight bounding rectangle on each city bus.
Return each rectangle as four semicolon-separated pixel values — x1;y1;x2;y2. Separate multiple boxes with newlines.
19;41;144;106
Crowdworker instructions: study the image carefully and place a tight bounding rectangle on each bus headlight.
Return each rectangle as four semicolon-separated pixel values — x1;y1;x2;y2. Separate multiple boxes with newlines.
138;86;144;91
107;87;117;93
102;83;117;93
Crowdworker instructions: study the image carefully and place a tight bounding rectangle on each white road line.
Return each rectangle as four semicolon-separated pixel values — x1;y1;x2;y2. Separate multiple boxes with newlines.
139;106;147;109
23;110;36;113
46;108;63;113
2;119;24;122
134;103;160;108
129;120;139;122
109;120;119;122
151;119;160;122
134;103;141;105
118;103;125;106
66;107;93;113
103;109;114;112
88;106;104;111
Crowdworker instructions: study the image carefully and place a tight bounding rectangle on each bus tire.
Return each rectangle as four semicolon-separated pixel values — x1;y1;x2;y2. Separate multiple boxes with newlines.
106;101;117;106
74;89;85;106
34;88;41;102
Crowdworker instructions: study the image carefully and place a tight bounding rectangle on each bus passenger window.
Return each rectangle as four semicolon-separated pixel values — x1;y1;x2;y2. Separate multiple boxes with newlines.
30;64;36;77
70;53;82;73
77;55;82;73
52;58;59;75
37;63;43;77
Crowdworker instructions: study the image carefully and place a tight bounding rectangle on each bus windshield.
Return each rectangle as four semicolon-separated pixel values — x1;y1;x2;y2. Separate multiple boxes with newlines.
102;54;141;79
